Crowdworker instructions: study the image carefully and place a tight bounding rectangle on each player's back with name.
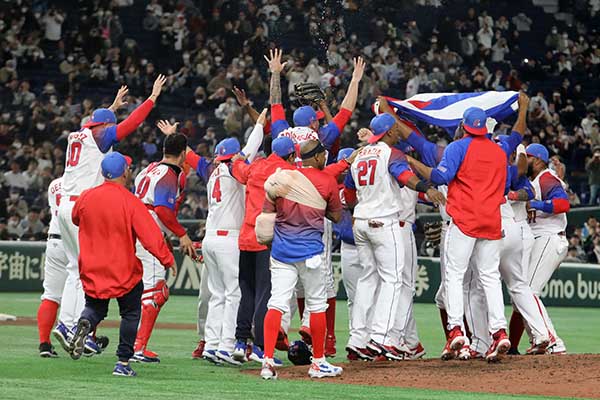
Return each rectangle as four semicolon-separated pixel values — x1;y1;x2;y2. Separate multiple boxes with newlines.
206;162;245;231
62;128;110;196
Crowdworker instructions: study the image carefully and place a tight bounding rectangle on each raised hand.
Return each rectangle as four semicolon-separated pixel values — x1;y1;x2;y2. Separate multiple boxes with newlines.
264;48;288;74
109;85;128;111
232;86;250;107
257;108;268;125
357;127;373;143
352;57;366;81
518;91;530;110
150;74;167;100
156;120;178;136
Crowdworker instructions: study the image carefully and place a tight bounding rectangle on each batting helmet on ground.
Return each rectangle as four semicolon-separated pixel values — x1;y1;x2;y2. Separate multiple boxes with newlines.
287;340;312;365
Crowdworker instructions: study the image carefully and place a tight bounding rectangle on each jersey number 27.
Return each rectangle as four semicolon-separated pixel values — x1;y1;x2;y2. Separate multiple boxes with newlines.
357;159;377;186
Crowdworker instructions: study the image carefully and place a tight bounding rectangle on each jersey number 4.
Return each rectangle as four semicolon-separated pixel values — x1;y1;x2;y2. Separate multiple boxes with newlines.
357;159;377;186
66;142;82;167
211;177;222;202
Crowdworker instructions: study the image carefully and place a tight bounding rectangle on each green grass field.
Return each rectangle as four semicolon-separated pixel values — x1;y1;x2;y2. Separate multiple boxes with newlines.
0;292;596;400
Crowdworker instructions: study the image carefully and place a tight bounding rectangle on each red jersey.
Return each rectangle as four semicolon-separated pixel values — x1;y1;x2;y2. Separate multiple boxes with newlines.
72;181;174;299
232;153;294;251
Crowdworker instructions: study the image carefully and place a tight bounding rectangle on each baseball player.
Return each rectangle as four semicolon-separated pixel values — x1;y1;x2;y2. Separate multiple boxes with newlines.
259;139;344;380
265;50;364;356
183;111;266;365
508;143;570;354
131;132;197;363
36;177;67;357
406;106;511;362
192;262;209;359
343;114;444;361
54;77;166;353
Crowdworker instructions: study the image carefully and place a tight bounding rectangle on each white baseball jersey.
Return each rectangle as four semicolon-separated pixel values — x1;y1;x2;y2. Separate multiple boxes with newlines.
529;169;568;236
510;199;528;222
134;162;183;235
278;126;319;143
437;185;451;222
206;163;245;231
62;128;115;196
47;177;63;235
398;186;418;224
500;197;515;219
349;142;406;219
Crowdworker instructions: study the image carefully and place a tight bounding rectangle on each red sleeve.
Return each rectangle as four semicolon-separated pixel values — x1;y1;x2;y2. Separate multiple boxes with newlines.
185;151;200;170
552;198;570;213
397;170;416;186
131;197;175;268
343;187;357;207
323;159;349;178
154;205;187;237
271;103;286;122
332;108;352;133
72;197;82;226
115;99;155;141
263;118;272;135
232;159;251;184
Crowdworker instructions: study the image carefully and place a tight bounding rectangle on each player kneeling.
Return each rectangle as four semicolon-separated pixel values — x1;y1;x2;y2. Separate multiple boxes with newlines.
258;139;343;380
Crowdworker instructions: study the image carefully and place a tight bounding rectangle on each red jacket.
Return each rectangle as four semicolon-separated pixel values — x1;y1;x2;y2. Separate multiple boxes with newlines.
232;153;294;251
72;181;174;299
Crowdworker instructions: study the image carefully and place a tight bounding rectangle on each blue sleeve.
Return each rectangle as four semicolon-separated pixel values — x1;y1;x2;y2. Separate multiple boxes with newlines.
154;173;178;210
388;148;411;183
405;132;442;168
499;130;523;159
318;122;341;149
271;120;290;139
430;138;470;185
95;125;118;153
510;167;534;200
529;200;553;213
195;157;212;183
344;171;356;190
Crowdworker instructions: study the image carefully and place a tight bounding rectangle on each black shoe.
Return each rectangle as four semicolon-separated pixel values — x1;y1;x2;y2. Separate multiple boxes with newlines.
69;319;91;360
39;342;58;358
95;336;110;353
507;347;520;355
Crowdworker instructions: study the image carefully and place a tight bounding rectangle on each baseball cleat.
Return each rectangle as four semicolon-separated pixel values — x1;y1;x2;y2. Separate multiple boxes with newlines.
52;321;73;353
299;326;312;345
192;340;206;359
260;358;277;380
366;340;404;361
232;340;247;362
215;350;242;366
406;343;426;360
276;329;289;351
83;334;101;357
526;339;550;355
324;334;337;357
458;345;471;360
69;319;91;360
39;342;58;358
547;337;567;355
346;349;359;361
441;326;466;361
308;357;343;378
95;335;110;352
486;329;511;362
507;347;521;355
113;362;137;377
131;349;160;363
202;349;221;364
345;344;375;361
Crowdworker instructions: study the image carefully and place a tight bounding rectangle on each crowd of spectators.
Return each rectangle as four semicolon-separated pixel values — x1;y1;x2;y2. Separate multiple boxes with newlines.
1;0;600;248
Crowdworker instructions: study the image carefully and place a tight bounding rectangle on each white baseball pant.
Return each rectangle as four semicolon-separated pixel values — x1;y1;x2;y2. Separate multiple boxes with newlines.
197;261;210;339
349;215;404;347
434;222;449;309
40;238;69;304
340;241;362;331
202;231;241;352
527;233;568;350
267;254;328;315
136;242;168;290
57;198;85;329
389;224;420;348
444;222;506;334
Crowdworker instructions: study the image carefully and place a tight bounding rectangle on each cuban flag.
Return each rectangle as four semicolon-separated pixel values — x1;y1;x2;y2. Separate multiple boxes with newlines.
376;91;519;132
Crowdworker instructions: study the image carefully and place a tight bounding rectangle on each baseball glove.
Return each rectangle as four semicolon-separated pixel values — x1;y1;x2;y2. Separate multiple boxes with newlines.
288;340;312;365
424;221;443;246
294;82;325;105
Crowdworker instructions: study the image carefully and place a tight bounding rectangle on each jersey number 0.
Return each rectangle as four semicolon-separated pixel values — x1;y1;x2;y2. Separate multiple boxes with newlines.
357;159;377;186
67;142;82;167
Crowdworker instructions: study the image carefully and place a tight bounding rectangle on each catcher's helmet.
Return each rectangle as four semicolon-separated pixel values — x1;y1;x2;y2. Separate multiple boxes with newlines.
287;340;312;365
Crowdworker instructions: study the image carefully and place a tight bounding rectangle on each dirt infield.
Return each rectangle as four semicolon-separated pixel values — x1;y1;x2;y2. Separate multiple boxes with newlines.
271;354;600;399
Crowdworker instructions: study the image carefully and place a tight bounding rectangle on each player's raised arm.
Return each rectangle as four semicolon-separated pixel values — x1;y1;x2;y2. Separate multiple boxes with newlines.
376;95;414;140
265;48;290;137
233;86;261;124
115;74;167;141
339;57;365;113
241;108;268;162
498;92;529;158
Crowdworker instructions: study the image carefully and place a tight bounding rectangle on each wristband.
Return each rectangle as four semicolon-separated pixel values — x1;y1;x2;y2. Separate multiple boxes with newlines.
415;180;430;193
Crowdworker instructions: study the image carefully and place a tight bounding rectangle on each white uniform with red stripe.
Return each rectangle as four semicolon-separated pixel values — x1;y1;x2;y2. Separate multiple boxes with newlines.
41;178;69;305
57;128;115;328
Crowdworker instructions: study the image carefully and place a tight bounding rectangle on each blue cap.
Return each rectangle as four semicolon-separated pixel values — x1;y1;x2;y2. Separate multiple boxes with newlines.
368;113;396;144
272;136;295;158
337;147;354;162
215;137;240;161
293;106;318;127
101;152;132;179
526;143;549;164
462;107;488;135
83;108;117;128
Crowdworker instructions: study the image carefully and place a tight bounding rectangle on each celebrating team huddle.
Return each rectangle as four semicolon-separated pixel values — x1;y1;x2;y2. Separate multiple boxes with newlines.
35;49;570;380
